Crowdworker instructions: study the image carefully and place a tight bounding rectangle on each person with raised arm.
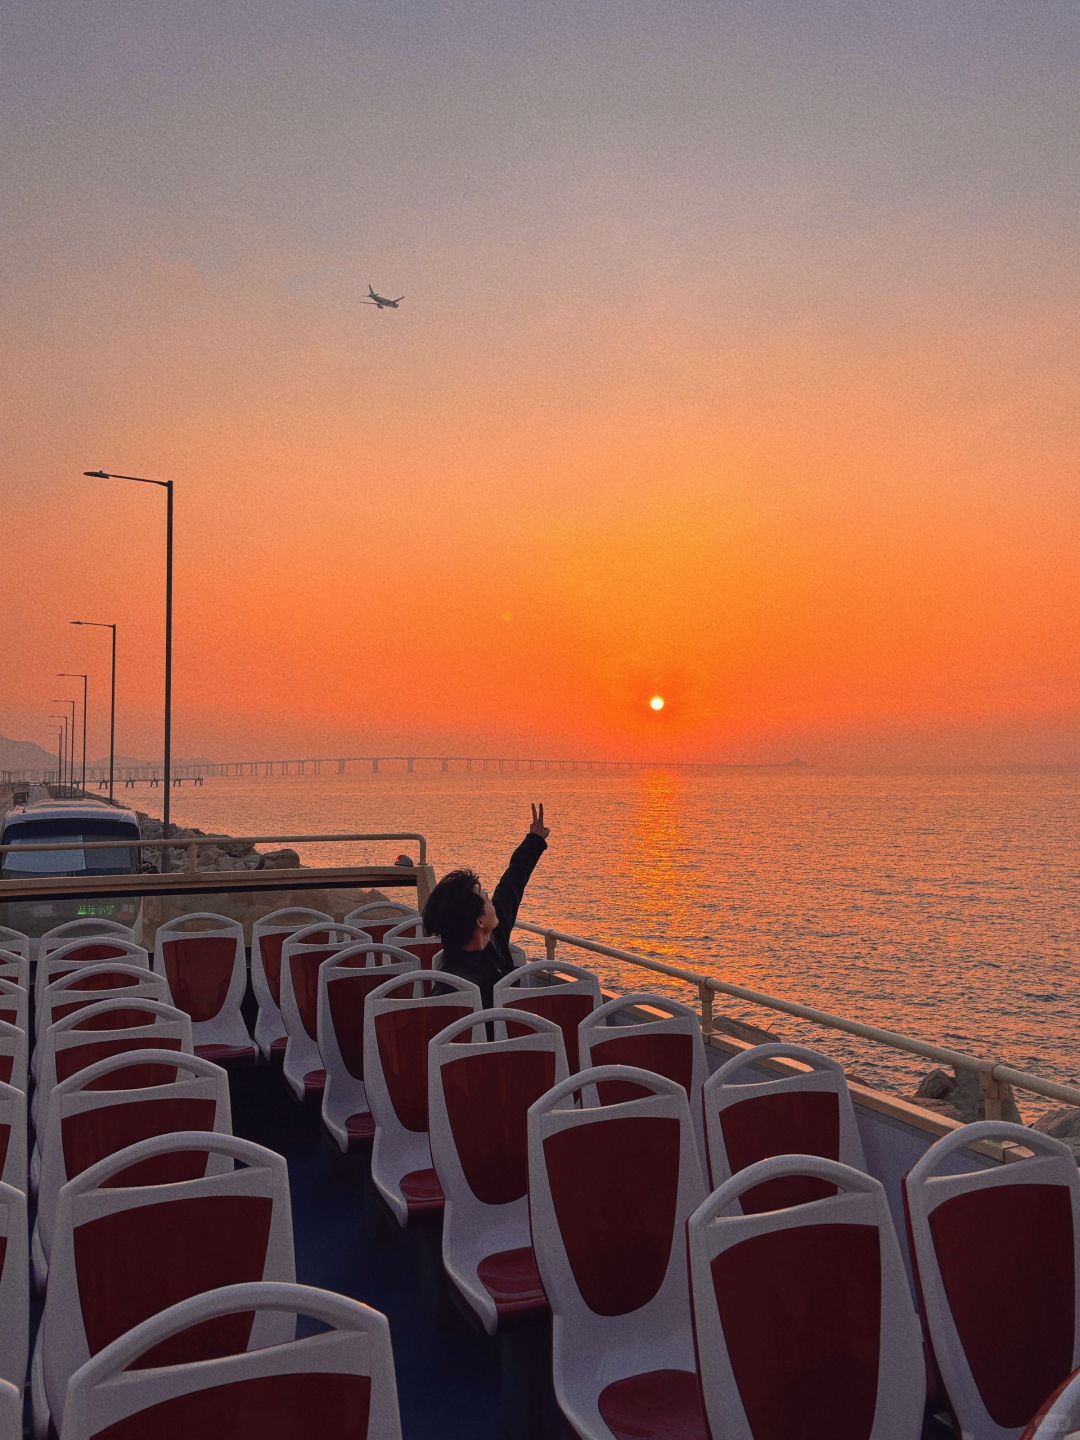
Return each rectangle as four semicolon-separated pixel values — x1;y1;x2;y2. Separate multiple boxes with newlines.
422;804;550;1007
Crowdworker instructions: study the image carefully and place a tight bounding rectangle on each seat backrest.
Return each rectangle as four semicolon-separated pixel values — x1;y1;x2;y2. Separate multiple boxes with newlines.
43;1132;296;1425
35;937;149;1007
62;1281;402;1440
689;1155;925;1440
387;936;442;969
430;1007;567;1212
37;1049;234;1257
365;974;482;1138
527;1064;706;1327
0;979;26;1036
39;999;193;1106
904;1121;1080;1440
0;1081;26;1193
577;992;708;1153
703;1042;868;1212
251;908;333;1008
384;916;426;943
1022;1367;1080;1440
0;1180;28;1388
39;962;167;1034
153;913;246;1024
0;930;29;963
0;1019;27;1092
494;961;601;1071
318;948;420;1086
342;905;421;947
40;919;136;956
280;924;374;1041
0;947;28;990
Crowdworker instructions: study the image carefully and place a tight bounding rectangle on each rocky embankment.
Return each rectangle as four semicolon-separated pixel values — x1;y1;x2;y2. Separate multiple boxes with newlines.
136;812;301;872
907;1066;1080;1158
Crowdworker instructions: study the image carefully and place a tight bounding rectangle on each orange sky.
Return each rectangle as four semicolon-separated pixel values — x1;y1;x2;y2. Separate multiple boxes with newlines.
2;2;1077;767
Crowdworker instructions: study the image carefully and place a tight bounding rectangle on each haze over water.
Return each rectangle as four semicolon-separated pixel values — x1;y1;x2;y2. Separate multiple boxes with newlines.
159;763;1078;1110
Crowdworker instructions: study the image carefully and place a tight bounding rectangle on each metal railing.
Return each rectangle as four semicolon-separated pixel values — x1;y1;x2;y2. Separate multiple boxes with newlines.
0;831;428;870
517;920;1080;1116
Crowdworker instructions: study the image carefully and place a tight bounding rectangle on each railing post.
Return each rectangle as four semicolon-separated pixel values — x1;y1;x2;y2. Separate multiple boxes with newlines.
187;839;198;873
699;982;714;1038
980;1070;1007;1122
544;932;557;964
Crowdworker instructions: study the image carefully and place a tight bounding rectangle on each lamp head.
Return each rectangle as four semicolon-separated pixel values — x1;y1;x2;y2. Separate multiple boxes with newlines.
84;470;110;478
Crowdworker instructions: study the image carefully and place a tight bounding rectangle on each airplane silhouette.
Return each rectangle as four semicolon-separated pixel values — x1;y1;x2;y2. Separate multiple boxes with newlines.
362;285;404;309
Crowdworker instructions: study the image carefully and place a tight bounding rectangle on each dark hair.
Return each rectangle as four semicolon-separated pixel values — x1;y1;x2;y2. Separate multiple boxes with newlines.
422;868;485;948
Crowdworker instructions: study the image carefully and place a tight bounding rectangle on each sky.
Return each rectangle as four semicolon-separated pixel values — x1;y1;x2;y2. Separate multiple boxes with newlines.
2;0;1077;767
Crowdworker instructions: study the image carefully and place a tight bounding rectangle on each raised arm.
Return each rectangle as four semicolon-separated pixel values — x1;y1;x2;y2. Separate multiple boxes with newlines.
492;804;550;934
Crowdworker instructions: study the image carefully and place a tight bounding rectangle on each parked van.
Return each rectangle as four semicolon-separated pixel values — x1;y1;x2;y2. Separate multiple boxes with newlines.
0;799;144;939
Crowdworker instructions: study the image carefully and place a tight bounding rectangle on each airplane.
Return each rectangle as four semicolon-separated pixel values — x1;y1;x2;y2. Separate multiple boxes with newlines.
362;284;404;309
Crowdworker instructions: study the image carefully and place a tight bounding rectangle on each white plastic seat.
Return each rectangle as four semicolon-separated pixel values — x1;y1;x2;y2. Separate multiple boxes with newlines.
250;907;333;1060
703;1041;868;1211
0;979;26;1036
33;1130;295;1439
0;1081;26;1193
578;992;708;1162
362;973;481;1223
34;998;193;1134
430;1006;567;1331
153;912;255;1063
0;1019;27;1093
0;947;28;990
34;1048;233;1289
37;961;167;1039
904;1121;1080;1440
1023;1367;1080;1439
493;960;601;1072
0;928;29;963
342;902;420;946
34;936;149;1009
0;1181;28;1390
0;1380;19;1440
689;1154;925;1439
61;1281;402;1440
527;1064;709;1440
278;923;372;1099
40;918;136;953
317;945;420;1148
384;919;443;969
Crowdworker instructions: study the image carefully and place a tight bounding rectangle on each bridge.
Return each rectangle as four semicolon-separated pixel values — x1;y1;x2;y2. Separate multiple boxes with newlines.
5;755;805;786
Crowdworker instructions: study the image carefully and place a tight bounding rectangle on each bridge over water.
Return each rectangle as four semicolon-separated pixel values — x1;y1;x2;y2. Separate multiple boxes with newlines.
6;755;802;787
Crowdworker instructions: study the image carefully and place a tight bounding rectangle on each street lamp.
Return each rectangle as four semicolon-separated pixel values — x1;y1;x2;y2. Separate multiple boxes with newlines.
59;672;88;796
71;622;117;800
84;469;174;859
52;699;76;796
49;712;70;794
48;727;64;789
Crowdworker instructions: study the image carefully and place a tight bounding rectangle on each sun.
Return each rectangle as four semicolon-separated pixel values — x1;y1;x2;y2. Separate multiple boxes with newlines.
649;695;665;712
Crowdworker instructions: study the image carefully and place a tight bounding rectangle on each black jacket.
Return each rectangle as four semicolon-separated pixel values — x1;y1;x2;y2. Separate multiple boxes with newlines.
435;831;547;1006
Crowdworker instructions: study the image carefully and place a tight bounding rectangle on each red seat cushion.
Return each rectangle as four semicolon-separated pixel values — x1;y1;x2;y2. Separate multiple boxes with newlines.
269;1036;288;1055
598;1369;709;1440
195;1043;258;1067
476;1245;547;1320
345;1112;376;1142
399;1168;444;1212
302;1069;327;1094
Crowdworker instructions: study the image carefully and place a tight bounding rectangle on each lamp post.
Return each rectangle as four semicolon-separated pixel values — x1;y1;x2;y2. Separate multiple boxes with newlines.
52;699;76;797
71;622;116;800
48;728;64;789
59;672;88;796
84;470;174;861
49;713;69;794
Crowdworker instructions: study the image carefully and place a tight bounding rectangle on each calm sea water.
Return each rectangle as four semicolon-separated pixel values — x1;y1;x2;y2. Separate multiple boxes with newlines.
158;766;1077;1109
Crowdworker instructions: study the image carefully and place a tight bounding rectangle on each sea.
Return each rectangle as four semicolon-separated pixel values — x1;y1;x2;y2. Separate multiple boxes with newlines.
156;764;1077;1113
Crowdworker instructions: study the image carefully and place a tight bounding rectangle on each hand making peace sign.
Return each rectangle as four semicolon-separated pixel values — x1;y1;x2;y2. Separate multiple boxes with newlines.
529;803;550;839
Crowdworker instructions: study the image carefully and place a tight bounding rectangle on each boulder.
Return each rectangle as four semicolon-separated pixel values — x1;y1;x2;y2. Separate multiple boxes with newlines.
912;1066;1021;1124
259;848;301;870
1031;1106;1080;1161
